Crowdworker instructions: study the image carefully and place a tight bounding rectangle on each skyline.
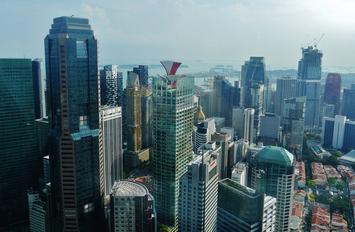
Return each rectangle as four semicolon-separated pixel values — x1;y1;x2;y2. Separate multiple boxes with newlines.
1;0;355;71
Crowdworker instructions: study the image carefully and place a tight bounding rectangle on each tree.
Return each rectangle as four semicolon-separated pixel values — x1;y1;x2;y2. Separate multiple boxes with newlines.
307;179;316;189
160;225;170;232
308;193;316;203
328;177;337;188
336;180;346;191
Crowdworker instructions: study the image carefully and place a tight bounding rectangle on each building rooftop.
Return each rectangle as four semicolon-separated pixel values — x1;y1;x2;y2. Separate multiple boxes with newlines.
111;180;149;197
339;150;355;164
255;146;294;167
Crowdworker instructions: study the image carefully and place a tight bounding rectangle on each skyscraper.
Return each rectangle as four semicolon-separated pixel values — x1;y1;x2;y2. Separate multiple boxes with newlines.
100;106;123;196
126;71;142;152
110;181;156;232
100;64;123;107
213;76;234;126
152;61;194;230
259;113;280;143
324;73;341;115
342;84;355;121
0;59;39;228
241;57;266;134
250;146;295;232
217;179;277;232
179;145;219;232
274;77;297;116
141;87;153;148
193;118;216;153
32;58;44;119
297;46;323;128
45;16;102;231
133;65;149;88
244;108;255;144
282;97;305;158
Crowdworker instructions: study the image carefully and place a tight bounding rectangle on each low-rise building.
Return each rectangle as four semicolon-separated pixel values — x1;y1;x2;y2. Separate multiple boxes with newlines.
331;213;348;231
311;204;330;232
294;161;306;188
323;165;342;180
311;162;327;186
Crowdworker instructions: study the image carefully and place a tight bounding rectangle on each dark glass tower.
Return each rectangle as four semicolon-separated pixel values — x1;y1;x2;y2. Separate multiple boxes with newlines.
32;59;43;119
100;64;123;107
0;59;39;229
342;84;355;121
133;65;149;88
324;73;341;115
45;16;102;231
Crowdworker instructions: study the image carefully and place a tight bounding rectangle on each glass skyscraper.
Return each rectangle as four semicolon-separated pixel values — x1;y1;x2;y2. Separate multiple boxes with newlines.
133;65;149;88
100;64;123;107
0;58;39;228
152;61;194;230
45;16;102;231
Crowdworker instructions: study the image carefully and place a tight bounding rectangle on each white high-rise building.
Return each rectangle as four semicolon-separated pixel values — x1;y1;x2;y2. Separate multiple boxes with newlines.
244;108;255;144
179;145;219;232
231;162;248;186
100;106;123;196
332;115;346;149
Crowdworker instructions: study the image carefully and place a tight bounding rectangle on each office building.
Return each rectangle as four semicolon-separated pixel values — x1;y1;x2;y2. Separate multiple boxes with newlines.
141;87;153;148
217;179;276;232
179;145;219;232
101;106;123;196
241;57;266;134
35;117;49;158
259;113;280;143
231;162;248;186
244;108;255;144
282;97;305;158
198;142;223;179
110;181;156;232
152;61;194;230
250;146;295;232
211;132;234;179
133;65;149;88
43;156;50;185
342;84;355;121
100;64;123;107
322;115;355;151
213;76;234;126
45;17;102;231
199;88;214;118
324;73;341;115
232;107;245;139
297;46;323;128
0;59;39;228
32;59;44;119
193;118;216;153
274;77;297;116
28;188;50;232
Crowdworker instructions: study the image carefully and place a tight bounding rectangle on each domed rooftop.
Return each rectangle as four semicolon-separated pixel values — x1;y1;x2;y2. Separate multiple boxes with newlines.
255;146;294;167
195;105;206;122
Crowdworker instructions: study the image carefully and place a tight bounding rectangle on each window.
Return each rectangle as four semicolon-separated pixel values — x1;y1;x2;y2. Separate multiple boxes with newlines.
76;41;88;58
80;115;88;127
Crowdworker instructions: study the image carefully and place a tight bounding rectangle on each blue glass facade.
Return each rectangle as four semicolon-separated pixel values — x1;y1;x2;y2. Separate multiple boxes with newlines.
45;16;102;231
322;119;334;148
0;59;39;229
343;122;355;151
342;88;355;121
133;65;149;87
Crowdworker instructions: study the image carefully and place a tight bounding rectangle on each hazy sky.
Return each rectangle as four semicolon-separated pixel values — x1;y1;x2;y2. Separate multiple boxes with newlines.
1;0;355;70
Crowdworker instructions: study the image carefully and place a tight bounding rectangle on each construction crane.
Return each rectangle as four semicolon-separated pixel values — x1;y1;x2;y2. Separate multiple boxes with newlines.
314;33;325;48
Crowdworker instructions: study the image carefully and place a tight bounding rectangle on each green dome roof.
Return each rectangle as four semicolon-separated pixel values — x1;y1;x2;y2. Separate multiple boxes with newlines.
256;146;294;167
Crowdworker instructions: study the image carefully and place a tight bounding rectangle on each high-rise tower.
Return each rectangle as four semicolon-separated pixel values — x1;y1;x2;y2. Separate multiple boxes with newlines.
152;61;194;230
0;59;39;228
297;46;323;128
275;77;297;116
324;73;341;115
241;57;266;135
45;16;102;231
250;146;295;232
100;64;123;107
